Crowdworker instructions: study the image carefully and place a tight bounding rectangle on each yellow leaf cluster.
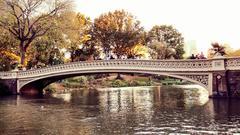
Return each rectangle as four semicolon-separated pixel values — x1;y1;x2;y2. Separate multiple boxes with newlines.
0;51;28;66
95;10;133;32
1;51;20;62
227;49;240;57
130;44;149;58
79;34;91;43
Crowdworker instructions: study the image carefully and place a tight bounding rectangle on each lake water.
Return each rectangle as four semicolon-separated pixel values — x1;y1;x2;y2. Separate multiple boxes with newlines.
0;86;240;135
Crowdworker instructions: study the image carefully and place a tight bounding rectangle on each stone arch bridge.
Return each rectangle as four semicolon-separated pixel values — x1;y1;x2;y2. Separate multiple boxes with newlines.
1;57;240;97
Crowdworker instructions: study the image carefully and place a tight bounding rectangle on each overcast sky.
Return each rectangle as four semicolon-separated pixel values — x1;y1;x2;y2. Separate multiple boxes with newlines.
74;0;240;53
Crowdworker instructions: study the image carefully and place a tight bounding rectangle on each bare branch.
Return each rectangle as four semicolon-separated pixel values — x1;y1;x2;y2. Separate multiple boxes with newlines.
0;0;72;64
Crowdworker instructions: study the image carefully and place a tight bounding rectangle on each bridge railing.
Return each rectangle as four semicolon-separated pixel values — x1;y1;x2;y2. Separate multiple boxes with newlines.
0;72;18;79
225;57;240;70
1;58;240;79
16;59;213;78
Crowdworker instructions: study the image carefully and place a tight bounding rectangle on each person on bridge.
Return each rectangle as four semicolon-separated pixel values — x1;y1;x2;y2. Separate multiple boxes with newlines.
189;54;196;59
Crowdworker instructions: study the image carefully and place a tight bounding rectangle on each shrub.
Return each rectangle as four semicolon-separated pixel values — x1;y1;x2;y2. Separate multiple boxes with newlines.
111;79;128;87
130;80;152;86
44;84;56;93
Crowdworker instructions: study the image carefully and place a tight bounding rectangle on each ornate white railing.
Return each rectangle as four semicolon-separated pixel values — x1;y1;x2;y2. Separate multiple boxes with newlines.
1;58;240;79
225;57;240;70
0;59;214;79
0;72;18;78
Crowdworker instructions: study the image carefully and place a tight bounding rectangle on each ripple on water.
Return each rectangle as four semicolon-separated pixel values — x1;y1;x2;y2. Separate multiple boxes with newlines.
1;87;240;135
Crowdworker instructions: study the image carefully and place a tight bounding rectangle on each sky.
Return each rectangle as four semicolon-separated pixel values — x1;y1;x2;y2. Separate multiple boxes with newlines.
74;0;240;54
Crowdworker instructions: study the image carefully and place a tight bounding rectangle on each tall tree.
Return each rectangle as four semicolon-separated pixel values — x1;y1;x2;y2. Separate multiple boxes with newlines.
0;0;71;65
93;10;145;59
147;25;185;59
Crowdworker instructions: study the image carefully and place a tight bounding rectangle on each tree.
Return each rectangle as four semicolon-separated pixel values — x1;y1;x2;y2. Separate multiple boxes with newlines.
58;12;95;62
0;51;20;71
147;25;185;59
70;35;100;61
25;11;94;68
148;41;176;59
207;43;240;58
25;17;70;68
93;10;145;59
0;0;71;65
228;49;240;57
207;42;226;58
0;27;19;71
27;34;65;68
0;27;18;53
223;44;240;57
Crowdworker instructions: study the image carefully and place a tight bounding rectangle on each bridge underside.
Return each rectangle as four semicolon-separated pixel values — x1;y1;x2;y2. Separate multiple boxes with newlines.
16;69;213;96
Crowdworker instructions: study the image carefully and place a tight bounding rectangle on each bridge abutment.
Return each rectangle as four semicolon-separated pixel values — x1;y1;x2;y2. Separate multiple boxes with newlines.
226;70;240;98
210;58;230;98
211;72;229;98
0;79;18;95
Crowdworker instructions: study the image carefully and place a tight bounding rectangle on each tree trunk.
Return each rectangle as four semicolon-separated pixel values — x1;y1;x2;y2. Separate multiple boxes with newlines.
116;73;123;80
20;49;26;65
115;55;122;80
20;43;26;66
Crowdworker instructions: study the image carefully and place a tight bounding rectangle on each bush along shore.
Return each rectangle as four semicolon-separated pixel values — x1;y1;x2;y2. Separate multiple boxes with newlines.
62;75;154;88
44;74;189;93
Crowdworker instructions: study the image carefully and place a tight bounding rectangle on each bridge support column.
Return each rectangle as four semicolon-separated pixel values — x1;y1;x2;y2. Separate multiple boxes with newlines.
210;58;230;98
225;70;240;98
211;72;229;98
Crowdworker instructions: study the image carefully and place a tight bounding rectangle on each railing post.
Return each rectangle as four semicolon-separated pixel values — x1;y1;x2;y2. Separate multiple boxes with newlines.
211;57;226;71
211;57;229;98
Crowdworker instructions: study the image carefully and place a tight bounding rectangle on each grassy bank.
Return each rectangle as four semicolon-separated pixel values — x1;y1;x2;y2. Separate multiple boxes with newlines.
62;75;153;88
45;74;191;93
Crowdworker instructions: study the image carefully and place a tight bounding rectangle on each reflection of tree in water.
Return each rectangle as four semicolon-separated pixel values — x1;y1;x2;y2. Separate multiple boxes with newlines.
155;86;208;109
70;89;100;106
1;87;240;134
96;87;155;134
213;99;240;119
0;98;12;132
158;86;187;108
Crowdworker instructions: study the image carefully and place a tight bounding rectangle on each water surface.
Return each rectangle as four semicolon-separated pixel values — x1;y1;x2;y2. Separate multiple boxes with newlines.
0;86;240;135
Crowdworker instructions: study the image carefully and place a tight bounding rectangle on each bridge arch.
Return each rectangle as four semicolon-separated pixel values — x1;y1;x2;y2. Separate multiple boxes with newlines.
2;58;240;97
18;69;209;95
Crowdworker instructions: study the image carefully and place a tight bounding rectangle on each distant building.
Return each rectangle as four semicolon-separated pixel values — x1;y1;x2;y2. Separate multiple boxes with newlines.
183;40;198;58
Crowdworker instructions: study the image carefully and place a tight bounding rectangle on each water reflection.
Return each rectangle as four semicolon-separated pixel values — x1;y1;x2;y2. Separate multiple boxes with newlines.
0;86;240;134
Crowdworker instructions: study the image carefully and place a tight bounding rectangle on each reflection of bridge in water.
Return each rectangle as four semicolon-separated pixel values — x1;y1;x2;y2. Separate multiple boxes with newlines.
1;57;240;98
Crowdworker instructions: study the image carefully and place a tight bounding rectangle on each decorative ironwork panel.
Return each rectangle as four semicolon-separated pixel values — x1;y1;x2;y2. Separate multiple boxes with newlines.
226;58;240;70
178;74;209;87
13;59;213;78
